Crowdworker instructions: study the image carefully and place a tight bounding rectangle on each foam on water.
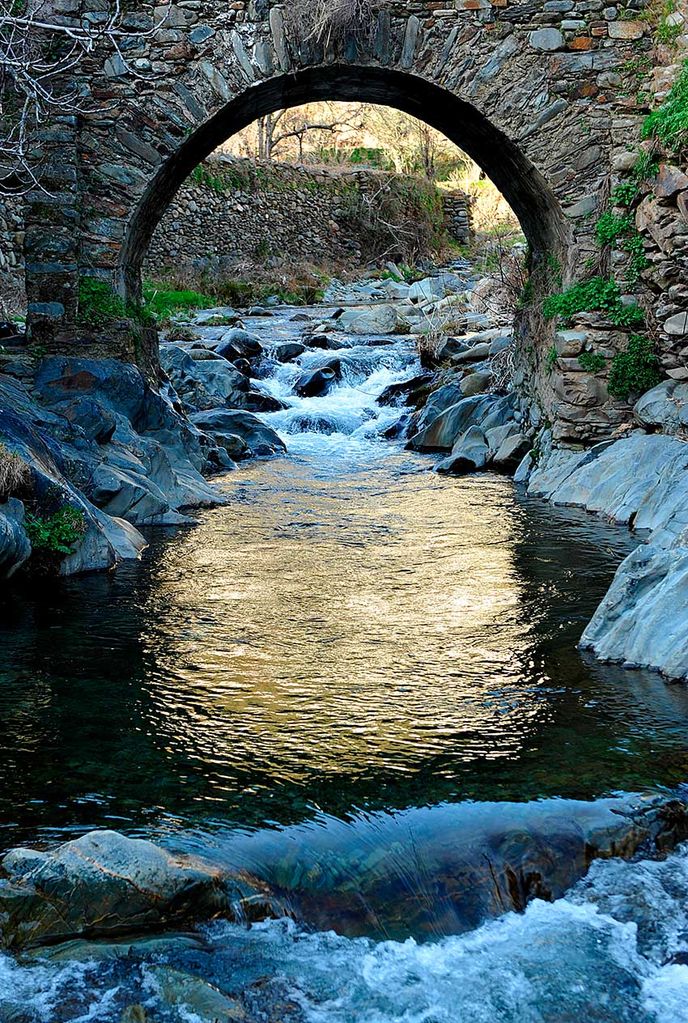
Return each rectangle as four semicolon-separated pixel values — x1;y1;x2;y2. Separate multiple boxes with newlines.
5;846;688;1022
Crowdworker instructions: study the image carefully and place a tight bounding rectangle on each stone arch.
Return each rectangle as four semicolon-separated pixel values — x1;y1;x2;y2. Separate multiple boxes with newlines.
119;65;569;303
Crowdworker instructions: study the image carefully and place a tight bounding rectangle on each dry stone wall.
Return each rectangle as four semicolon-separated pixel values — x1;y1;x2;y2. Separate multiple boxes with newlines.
0;194;24;314
145;159;472;276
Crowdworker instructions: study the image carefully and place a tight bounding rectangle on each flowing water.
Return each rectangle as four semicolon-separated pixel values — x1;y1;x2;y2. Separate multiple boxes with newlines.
2;306;688;1020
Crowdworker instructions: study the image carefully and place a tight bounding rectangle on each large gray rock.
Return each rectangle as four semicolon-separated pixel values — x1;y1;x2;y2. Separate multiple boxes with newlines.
0;830;227;949
0;498;31;578
460;371;492;397
408;273;464;305
435;426;489;474
634;380;688;435
160;344;250;411
191;409;286;458
493;432;532;471
532;432;688;679
407;394;499;451
580;541;688;678
337;304;401;335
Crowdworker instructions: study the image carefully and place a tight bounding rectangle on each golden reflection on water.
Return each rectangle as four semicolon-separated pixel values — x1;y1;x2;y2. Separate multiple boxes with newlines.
136;459;548;782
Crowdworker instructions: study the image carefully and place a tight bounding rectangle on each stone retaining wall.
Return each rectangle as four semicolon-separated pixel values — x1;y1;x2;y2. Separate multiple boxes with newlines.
145;159;472;275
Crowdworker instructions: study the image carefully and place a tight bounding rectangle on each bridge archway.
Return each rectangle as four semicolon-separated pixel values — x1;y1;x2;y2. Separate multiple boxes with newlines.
118;66;568;303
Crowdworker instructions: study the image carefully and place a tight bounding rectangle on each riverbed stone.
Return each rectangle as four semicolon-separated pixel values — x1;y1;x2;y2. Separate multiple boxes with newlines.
407;394;498;451
337;305;401;335
634;380;688;434
0;498;31;579
190;409;286;458
435;425;489;474
0;831;228;949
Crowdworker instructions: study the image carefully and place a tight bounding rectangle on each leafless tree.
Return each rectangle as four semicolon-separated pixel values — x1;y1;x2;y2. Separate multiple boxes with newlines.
0;0;159;194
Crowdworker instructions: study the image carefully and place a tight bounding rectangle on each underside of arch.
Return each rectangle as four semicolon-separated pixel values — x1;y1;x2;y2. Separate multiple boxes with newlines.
119;65;570;301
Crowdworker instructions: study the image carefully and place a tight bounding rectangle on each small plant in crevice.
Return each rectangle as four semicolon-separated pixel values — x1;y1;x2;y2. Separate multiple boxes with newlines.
608;334;662;401
24;505;86;556
578;351;608;373
642;58;688;152
542;276;645;328
595;211;649;283
546;345;559;373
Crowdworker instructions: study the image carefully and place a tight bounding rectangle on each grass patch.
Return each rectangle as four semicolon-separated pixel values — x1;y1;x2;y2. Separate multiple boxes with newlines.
78;279;155;330
142;281;216;319
0;443;29;500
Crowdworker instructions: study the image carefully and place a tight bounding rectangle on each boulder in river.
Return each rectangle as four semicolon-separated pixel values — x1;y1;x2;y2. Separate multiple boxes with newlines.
336;305;401;336
295;359;342;398
407;394;498;452
0;831;228;949
273;342;306;363
191;409;286;458
435;425;489;475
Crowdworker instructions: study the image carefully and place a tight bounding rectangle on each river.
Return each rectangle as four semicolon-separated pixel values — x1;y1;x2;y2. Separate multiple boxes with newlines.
2;306;688;1021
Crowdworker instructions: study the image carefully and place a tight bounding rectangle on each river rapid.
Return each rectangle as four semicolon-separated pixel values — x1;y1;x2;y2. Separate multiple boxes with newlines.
2;303;688;1021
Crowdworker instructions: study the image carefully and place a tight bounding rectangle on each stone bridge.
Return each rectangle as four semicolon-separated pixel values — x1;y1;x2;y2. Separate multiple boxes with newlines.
27;0;655;436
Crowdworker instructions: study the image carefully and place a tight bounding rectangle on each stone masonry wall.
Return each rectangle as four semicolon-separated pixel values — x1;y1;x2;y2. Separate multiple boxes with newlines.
0;194;24;314
145;158;472;276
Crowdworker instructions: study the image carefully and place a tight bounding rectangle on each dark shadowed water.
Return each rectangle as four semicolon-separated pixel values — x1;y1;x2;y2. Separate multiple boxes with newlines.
2;312;688;1021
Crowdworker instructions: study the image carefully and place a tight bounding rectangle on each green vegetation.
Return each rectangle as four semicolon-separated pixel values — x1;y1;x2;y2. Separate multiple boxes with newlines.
78;279;155;330
546;345;559;372
611;180;641;207
542;276;645;328
24;506;86;556
595;211;633;247
633;149;660;181
142;281;215;319
595;211;648;282
578;351;608;373
608;334;662;400
642;59;688;151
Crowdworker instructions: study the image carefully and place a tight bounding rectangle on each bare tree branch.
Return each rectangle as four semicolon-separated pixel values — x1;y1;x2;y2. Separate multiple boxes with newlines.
0;0;161;195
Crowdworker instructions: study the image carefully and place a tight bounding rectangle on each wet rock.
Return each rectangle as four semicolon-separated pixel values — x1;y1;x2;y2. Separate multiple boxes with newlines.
273;342;306;363
0;831;228;949
378;373;434;407
216;328;263;361
493;433;532;472
295;359;342;397
302;334;347;351
0;498;31;579
435;425;489;475
580;541;688;679
190;409;286;458
147;965;246;1021
232;795;688;941
532;433;688;679
161;345;249;412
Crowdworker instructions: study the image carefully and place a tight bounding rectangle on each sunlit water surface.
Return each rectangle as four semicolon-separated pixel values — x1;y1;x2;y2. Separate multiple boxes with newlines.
2;308;688;1021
